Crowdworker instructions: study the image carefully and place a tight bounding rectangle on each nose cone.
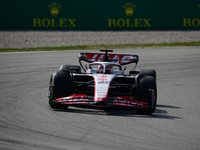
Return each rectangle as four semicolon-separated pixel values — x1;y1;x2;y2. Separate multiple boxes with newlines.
93;74;116;102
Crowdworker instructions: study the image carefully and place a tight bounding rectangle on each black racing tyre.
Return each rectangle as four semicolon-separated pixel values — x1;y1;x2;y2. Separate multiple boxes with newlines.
59;65;81;73
48;71;72;109
136;76;157;115
137;69;156;79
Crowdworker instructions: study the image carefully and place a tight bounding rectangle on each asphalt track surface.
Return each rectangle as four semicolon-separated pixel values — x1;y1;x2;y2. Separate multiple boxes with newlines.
0;47;200;150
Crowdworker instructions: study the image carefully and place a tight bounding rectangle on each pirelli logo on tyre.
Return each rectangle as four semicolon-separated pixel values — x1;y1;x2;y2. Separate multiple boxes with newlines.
33;2;76;28
108;2;151;28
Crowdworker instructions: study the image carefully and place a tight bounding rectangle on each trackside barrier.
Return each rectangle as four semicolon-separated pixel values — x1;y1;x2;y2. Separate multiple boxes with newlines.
0;0;200;30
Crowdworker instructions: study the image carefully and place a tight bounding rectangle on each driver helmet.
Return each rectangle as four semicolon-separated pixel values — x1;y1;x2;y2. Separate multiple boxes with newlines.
105;65;112;74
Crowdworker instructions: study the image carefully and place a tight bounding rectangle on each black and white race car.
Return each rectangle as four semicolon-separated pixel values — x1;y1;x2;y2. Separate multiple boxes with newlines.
48;49;157;114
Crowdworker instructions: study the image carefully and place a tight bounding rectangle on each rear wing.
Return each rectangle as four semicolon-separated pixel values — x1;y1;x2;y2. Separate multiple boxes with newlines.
79;53;139;65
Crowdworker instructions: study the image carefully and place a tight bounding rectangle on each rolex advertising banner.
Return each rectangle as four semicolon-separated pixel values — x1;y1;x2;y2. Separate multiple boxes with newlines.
0;0;200;30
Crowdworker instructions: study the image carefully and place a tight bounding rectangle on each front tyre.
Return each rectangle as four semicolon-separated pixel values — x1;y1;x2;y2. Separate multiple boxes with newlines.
136;76;157;115
48;71;72;109
59;65;81;73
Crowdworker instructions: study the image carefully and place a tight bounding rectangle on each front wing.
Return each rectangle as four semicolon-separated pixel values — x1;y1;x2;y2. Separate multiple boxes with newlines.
54;94;147;108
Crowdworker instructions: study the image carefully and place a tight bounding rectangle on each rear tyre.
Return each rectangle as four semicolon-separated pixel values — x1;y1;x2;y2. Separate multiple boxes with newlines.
136;76;157;115
48;71;72;109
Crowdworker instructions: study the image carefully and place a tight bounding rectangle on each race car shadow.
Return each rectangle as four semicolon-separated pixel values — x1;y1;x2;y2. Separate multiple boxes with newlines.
53;104;181;120
156;104;181;109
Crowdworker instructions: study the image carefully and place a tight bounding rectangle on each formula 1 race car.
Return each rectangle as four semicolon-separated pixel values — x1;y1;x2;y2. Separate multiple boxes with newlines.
48;49;157;114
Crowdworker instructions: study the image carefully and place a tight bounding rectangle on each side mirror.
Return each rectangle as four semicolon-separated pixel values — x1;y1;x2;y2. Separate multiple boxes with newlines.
129;71;134;75
129;70;140;75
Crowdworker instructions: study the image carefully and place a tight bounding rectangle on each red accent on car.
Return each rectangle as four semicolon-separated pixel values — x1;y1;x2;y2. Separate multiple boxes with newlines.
113;96;147;108
84;53;135;65
56;94;88;104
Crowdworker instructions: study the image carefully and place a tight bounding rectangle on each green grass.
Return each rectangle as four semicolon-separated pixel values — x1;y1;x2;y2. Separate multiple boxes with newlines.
0;41;200;52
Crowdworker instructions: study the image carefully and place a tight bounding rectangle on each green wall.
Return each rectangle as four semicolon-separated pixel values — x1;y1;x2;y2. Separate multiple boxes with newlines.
0;0;200;30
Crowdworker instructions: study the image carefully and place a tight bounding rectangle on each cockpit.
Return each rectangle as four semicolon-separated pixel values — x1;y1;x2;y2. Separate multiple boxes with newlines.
86;62;124;75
